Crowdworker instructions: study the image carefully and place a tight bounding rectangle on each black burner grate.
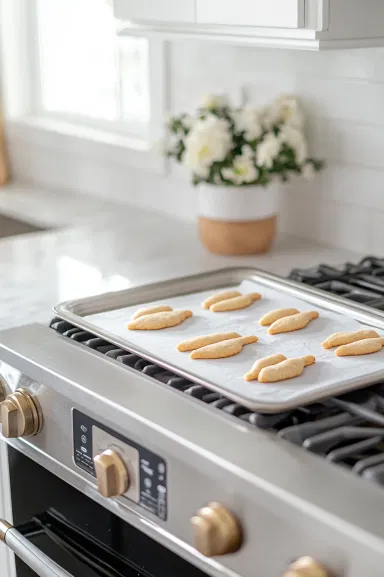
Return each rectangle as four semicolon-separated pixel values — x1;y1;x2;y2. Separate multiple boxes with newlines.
286;254;384;484
50;315;384;488
289;255;384;309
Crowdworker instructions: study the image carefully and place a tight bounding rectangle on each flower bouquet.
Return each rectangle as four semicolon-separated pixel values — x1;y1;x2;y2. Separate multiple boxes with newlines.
165;94;324;255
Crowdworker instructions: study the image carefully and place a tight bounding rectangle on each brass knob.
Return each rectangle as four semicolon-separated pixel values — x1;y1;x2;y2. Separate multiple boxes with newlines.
0;389;43;438
284;557;329;577
191;502;242;557
94;449;129;498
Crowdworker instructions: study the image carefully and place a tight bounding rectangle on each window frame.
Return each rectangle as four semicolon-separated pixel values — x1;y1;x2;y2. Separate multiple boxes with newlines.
0;0;167;179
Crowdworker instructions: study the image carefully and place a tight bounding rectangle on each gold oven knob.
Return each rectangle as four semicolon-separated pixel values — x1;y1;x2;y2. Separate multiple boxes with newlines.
0;389;43;438
283;557;329;577
94;449;129;498
191;502;242;557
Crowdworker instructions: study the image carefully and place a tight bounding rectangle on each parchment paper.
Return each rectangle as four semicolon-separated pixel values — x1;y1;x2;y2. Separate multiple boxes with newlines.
85;280;384;412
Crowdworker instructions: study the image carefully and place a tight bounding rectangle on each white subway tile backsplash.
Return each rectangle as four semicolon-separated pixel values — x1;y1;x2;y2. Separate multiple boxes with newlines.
298;77;384;125
371;211;384;250
280;189;372;253
294;166;384;210
303;199;372;254
233;46;383;82
310;119;384;169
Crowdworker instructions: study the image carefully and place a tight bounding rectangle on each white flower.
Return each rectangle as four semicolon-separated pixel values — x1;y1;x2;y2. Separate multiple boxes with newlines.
278;95;304;126
201;93;228;110
301;162;316;180
256;133;282;169
183;115;231;177
241;144;254;158
222;154;259;185
279;125;308;164
264;95;304;129
232;107;263;141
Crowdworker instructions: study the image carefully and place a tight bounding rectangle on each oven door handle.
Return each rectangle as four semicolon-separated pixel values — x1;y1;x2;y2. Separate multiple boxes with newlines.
0;519;74;577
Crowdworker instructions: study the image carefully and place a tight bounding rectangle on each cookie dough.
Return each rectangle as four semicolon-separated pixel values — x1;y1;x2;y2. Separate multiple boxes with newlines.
322;329;380;349
268;311;319;335
128;310;192;330
210;293;261;312
202;291;241;310
132;305;173;320
190;335;258;359
177;332;241;352
259;308;300;327
244;354;287;381
335;337;384;357
258;355;316;383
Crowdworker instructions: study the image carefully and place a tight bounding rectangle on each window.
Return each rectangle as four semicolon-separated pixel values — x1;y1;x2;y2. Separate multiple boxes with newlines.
35;0;150;138
0;0;165;176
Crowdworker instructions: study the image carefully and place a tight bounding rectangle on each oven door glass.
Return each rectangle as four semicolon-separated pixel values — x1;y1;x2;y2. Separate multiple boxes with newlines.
8;447;208;577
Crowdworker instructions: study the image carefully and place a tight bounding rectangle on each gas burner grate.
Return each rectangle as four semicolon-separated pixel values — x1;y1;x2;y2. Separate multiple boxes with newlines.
289;255;384;307
50;317;384;488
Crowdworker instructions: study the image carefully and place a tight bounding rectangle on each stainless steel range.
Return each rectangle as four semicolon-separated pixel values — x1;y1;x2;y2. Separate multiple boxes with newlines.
2;264;384;577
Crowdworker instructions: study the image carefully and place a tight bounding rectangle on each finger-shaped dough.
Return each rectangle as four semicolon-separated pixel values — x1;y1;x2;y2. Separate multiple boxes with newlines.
202;291;241;310
132;305;172;320
210;293;261;312
177;332;241;352
268;311;319;335
244;354;287;381
335;337;384;357
259;308;300;327
190;335;258;359
128;310;192;330
258;355;315;383
322;329;380;349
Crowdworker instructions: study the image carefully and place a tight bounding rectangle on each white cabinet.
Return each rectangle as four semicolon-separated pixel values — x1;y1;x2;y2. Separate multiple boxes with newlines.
113;0;195;23
115;0;384;50
196;0;305;29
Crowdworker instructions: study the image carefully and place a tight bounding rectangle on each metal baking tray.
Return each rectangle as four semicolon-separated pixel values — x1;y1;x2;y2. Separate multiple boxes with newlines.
54;267;384;413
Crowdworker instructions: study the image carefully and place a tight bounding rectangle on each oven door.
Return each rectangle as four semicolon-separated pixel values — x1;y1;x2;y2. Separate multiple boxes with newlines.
4;447;208;577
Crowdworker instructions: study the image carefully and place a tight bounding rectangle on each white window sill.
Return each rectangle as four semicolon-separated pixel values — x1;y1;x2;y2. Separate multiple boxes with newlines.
6;115;166;174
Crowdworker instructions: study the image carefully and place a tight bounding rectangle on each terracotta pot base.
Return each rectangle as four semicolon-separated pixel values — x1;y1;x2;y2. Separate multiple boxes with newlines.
199;216;277;256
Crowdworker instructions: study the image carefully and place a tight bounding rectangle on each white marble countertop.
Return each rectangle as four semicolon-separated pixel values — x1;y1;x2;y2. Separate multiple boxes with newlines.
0;185;362;331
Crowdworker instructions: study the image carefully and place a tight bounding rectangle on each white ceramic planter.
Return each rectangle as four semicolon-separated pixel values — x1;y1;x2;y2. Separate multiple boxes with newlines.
198;184;279;255
198;184;279;222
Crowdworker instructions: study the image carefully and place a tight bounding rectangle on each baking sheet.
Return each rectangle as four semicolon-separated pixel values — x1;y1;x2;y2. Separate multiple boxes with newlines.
84;279;384;412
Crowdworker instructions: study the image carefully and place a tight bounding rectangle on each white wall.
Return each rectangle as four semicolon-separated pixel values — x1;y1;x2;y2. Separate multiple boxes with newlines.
8;42;384;253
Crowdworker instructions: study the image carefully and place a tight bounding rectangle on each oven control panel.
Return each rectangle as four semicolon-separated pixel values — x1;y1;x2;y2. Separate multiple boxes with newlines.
72;409;167;520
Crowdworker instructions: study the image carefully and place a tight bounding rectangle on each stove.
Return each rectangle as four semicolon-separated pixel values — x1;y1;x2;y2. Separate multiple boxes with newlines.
2;262;384;577
48;317;384;487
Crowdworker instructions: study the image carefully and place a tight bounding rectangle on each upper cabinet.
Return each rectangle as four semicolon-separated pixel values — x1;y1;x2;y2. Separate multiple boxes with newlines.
114;0;384;50
114;0;195;23
196;0;305;30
